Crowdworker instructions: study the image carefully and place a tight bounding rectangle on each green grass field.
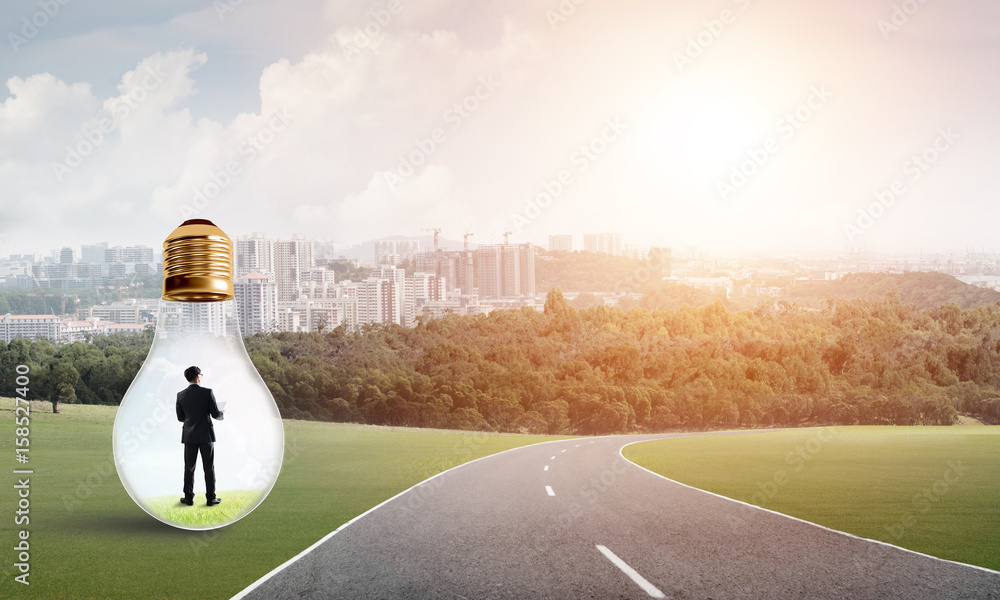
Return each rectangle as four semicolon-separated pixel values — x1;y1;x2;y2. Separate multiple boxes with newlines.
624;427;1000;571
141;490;262;529
0;399;569;599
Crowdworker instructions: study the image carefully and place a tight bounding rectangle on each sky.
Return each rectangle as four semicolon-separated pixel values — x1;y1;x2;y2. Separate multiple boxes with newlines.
0;0;998;257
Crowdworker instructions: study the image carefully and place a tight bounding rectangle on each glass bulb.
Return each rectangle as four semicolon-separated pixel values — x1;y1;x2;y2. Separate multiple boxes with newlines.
113;220;283;530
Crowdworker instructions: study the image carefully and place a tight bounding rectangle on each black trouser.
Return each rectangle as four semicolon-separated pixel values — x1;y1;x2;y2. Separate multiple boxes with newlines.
183;442;216;500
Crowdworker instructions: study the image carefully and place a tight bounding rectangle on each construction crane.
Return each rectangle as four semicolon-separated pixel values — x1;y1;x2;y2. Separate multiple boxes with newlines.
422;228;442;253
463;232;474;251
422;228;443;279
502;230;512;245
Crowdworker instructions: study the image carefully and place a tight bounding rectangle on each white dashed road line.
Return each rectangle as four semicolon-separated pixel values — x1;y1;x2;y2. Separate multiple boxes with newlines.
545;486;555;497
544;465;549;471
596;545;666;598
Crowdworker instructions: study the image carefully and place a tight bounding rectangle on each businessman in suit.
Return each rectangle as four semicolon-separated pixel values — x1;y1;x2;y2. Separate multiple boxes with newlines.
176;366;225;506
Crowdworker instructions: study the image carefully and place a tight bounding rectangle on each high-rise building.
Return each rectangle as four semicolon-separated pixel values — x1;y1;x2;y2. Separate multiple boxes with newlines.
375;239;421;266
518;244;536;297
234;272;278;335
280;301;342;333
275;235;315;302
59;247;74;264
81;243;108;265
415;249;474;295
235;233;276;278
583;233;623;256
357;277;397;327
405;272;446;326
377;266;408;327
157;302;231;337
103;245;156;279
80;303;141;324
105;246;155;263
30;262;102;289
477;243;535;299
276;306;301;333
548;235;573;252
301;267;335;285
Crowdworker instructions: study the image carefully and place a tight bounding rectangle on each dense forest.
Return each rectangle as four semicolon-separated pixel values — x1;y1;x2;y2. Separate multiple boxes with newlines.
4;288;1000;433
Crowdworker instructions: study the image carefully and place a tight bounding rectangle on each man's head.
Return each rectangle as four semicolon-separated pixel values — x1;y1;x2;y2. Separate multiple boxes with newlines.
184;366;202;383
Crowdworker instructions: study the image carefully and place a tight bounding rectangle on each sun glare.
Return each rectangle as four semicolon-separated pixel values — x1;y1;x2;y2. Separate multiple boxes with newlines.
637;80;765;179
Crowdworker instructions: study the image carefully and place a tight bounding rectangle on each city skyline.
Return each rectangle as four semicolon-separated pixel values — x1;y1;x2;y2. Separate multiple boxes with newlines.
7;227;999;265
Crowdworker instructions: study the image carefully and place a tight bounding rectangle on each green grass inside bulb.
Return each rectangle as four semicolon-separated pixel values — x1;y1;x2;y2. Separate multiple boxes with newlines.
141;489;264;528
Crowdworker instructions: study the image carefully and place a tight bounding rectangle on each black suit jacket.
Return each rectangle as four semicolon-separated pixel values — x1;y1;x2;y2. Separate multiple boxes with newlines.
176;383;224;444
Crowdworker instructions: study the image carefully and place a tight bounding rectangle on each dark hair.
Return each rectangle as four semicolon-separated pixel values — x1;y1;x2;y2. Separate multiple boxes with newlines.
184;366;201;382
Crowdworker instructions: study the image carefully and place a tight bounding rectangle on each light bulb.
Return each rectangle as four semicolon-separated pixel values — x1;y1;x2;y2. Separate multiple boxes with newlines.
113;219;284;530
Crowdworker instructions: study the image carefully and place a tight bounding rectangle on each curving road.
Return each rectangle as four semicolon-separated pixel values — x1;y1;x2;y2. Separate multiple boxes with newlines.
233;433;1000;599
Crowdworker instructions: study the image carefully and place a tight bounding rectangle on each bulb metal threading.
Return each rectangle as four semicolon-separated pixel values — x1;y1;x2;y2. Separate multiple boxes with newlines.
162;219;234;302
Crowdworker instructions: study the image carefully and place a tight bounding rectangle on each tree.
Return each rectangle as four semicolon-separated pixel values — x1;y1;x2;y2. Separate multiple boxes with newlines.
571;293;600;310
46;362;79;413
601;343;641;384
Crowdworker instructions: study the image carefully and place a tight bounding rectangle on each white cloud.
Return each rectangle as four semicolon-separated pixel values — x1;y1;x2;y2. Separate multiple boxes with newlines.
2;0;997;255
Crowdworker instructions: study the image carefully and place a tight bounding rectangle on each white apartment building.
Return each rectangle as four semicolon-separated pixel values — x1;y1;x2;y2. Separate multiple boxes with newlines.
235;272;279;335
79;303;142;325
275;235;315;302
406;272;446;327
0;314;62;342
357;277;397;327
235;233;276;278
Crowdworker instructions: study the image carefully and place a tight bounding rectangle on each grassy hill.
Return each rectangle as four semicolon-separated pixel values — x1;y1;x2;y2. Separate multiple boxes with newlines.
786;272;1000;309
626;427;1000;571
0;399;567;600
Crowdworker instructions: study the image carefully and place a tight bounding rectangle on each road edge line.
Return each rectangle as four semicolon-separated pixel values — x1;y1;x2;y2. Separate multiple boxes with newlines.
618;438;1000;577
229;436;582;599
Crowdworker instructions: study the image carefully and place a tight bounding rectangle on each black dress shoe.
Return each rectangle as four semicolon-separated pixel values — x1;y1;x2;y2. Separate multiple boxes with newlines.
180;497;194;506
206;498;222;506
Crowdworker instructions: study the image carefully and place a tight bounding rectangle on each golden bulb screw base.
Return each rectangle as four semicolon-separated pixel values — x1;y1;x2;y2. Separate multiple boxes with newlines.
161;219;235;302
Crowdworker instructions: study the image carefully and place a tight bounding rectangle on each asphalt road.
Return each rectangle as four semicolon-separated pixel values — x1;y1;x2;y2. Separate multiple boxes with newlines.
234;433;1000;599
